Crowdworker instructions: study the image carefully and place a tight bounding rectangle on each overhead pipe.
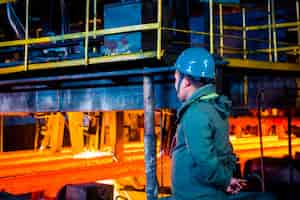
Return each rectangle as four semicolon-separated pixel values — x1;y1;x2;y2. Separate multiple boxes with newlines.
143;74;158;200
0;66;175;87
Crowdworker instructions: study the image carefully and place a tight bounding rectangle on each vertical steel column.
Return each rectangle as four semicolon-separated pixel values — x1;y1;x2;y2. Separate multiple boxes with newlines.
94;113;101;150
159;110;164;188
114;112;124;162
296;0;300;63
24;0;29;71
209;0;214;54
267;0;273;61
243;75;248;106
0;115;3;152
242;7;247;59
85;0;90;65
257;91;265;192
271;0;278;62
49;113;65;153
143;75;158;200
157;0;162;59
93;0;97;53
219;4;224;57
67;112;84;153
60;0;66;38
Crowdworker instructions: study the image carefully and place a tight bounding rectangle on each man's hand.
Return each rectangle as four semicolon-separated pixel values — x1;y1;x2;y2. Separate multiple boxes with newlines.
226;177;247;194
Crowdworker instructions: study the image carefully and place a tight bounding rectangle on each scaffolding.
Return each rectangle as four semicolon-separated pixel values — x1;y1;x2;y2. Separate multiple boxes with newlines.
0;0;299;74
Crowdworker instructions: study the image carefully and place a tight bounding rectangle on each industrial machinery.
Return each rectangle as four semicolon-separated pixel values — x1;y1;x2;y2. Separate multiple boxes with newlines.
0;0;300;199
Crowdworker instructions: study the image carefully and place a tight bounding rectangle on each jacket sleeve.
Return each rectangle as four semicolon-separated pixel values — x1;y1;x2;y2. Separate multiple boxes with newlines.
182;108;232;190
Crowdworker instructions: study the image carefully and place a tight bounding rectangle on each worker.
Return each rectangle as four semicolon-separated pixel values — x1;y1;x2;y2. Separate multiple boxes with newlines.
168;47;245;199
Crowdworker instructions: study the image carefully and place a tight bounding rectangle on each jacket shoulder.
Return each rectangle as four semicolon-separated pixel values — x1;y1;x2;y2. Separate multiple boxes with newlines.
182;100;214;123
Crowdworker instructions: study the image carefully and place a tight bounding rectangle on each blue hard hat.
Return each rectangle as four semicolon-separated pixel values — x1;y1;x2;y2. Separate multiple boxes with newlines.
174;47;215;80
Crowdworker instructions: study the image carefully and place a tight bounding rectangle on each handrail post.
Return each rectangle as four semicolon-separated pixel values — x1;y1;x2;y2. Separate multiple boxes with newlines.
219;4;224;57
209;0;214;54
24;0;29;71
93;0;97;53
271;0;278;62
85;0;90;65
267;0;273;61
157;0;162;59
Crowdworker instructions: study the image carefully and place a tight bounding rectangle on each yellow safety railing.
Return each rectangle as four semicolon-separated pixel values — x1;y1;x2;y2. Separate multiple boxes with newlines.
0;0;15;4
161;0;300;71
0;0;300;74
0;0;163;74
218;0;300;64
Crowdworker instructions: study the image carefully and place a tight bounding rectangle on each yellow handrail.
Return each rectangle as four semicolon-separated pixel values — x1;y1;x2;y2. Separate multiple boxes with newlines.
0;0;299;75
223;21;300;31
0;0;15;4
0;23;159;48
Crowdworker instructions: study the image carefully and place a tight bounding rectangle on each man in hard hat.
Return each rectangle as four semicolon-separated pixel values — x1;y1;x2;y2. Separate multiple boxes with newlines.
170;47;244;199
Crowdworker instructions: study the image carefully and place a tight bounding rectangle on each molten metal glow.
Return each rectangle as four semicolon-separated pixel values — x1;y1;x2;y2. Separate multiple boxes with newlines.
73;150;113;159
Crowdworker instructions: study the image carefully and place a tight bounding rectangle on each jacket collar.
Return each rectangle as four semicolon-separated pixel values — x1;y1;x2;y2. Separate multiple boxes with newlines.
177;84;216;121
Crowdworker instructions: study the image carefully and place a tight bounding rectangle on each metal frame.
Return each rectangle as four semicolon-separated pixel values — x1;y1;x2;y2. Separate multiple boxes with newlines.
0;51;157;75
0;1;300;74
0;0;161;74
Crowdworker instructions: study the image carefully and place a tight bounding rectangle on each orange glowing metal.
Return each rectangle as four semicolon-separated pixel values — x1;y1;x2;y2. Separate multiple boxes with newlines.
73;150;113;159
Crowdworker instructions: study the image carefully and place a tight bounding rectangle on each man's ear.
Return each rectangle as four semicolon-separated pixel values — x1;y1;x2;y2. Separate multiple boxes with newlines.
183;77;192;88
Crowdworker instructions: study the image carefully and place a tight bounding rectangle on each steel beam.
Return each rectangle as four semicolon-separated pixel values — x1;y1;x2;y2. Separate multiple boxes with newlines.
0;78;179;112
0;51;156;75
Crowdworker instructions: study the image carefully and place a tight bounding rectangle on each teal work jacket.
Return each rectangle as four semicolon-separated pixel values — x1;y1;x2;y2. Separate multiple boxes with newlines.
171;84;236;200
